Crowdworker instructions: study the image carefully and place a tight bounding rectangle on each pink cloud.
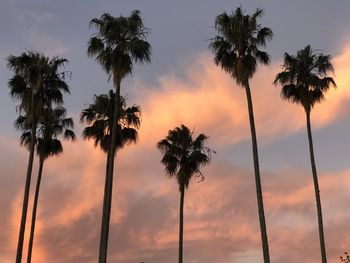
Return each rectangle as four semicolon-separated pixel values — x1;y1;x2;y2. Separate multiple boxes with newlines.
132;43;350;150
2;43;350;263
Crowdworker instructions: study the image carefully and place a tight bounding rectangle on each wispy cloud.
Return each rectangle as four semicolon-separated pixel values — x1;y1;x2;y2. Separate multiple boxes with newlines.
1;0;71;56
1;43;350;263
134;44;350;148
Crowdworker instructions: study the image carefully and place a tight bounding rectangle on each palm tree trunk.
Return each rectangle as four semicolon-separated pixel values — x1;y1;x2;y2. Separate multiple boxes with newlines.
178;184;185;263
98;147;111;263
27;157;44;263
98;79;121;263
306;110;327;263
244;81;270;263
16;121;36;263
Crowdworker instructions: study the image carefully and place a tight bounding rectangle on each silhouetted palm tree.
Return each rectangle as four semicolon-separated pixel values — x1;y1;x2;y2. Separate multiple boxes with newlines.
15;106;75;263
80;91;140;154
7;51;70;263
274;45;336;263
157;125;214;263
87;11;151;262
209;7;273;262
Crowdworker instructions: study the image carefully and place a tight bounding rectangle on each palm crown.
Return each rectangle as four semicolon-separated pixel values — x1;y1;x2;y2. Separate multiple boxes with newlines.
7;51;70;122
274;45;336;112
80;90;141;153
157;125;213;190
209;7;272;85
15;106;76;160
87;10;151;83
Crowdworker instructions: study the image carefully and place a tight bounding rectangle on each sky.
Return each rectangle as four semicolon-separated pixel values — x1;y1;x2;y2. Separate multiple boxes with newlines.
1;0;350;263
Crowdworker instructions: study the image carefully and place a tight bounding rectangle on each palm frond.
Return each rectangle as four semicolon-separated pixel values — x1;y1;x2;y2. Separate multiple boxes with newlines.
256;27;273;46
20;131;32;150
63;129;76;141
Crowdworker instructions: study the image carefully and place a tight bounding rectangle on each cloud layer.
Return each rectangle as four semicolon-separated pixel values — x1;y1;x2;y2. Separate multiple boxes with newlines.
1;44;350;263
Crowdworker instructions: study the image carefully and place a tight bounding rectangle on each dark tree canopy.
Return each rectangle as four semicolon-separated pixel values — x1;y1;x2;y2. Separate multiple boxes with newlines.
80;90;141;153
7;51;70;123
87;10;151;83
15;106;76;159
209;7;272;86
274;45;336;112
157;125;214;190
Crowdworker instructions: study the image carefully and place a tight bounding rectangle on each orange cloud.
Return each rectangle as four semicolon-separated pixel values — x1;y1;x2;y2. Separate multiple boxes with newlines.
130;43;350;150
2;43;350;263
2;137;350;263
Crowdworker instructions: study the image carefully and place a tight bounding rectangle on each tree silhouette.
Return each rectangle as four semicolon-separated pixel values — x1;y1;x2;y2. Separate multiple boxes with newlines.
15;106;75;263
87;11;151;262
274;45;336;263
80;90;141;154
209;7;273;262
7;51;70;263
158;125;214;263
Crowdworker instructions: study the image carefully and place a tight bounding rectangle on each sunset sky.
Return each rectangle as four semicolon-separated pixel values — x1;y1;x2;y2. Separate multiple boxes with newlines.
1;1;350;263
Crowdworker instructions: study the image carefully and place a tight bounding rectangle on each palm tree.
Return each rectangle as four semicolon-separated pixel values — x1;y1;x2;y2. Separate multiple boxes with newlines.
157;125;214;263
209;7;273;262
274;45;336;263
80;90;141;153
7;51;70;263
15;106;75;263
87;11;151;262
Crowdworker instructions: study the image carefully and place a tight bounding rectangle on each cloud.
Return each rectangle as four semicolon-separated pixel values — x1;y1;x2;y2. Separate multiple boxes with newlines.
0;0;71;56
2;134;350;263
2;44;350;263
4;0;56;27
132;44;350;150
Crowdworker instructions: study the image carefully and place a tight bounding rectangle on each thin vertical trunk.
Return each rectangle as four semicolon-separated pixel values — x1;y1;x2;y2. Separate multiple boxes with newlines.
98;147;111;262
244;81;270;263
16;121;37;263
178;184;185;263
306;110;327;263
98;79;121;263
27;157;44;263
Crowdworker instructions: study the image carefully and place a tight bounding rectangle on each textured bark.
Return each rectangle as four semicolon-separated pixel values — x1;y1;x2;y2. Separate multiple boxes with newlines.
244;81;270;263
27;157;44;263
178;184;185;263
306;111;327;263
98;79;121;263
16;121;36;263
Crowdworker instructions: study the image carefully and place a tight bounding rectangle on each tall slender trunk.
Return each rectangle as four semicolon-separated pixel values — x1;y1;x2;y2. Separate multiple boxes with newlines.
306;110;327;263
27;157;44;263
98;79;121;263
178;184;185;263
244;81;270;263
16;121;37;263
98;147;111;262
